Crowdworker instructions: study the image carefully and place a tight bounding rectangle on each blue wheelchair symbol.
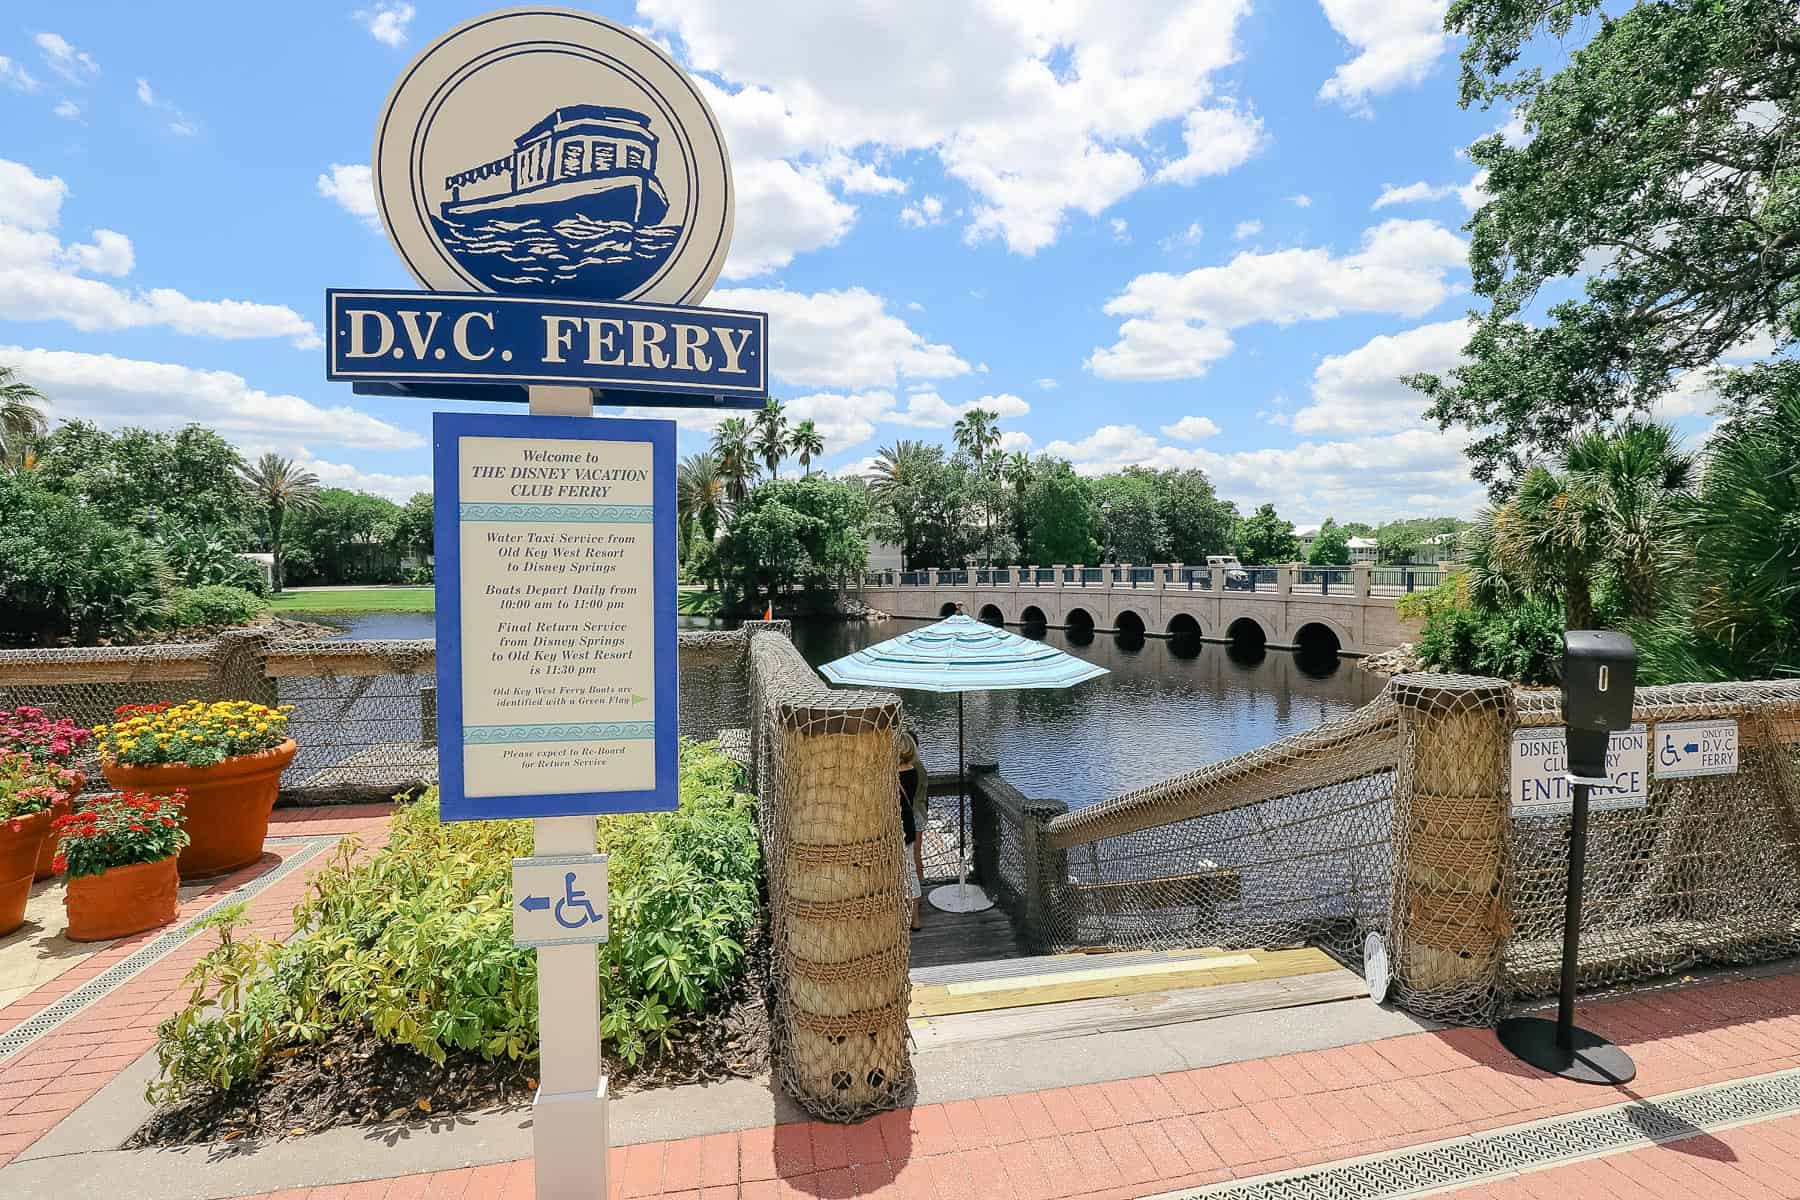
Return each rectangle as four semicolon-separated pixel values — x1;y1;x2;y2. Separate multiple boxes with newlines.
554;871;603;930
1659;735;1682;768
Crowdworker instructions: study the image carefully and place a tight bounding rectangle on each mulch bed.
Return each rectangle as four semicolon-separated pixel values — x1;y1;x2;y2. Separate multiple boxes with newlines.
127;927;773;1147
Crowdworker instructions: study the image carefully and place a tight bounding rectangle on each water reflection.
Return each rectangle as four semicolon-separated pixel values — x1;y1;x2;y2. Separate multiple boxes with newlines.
786;619;1385;809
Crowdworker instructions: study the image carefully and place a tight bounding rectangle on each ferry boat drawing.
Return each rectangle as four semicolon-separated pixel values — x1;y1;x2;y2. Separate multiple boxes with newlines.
441;105;672;227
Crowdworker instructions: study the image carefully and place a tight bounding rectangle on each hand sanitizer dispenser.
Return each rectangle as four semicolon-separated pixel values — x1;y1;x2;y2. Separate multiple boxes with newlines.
1561;630;1637;784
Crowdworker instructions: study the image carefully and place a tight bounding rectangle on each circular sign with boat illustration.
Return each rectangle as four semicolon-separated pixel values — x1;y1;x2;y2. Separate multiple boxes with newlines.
373;7;734;306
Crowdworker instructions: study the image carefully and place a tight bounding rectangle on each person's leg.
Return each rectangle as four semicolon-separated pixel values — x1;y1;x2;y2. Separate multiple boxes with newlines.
911;839;925;930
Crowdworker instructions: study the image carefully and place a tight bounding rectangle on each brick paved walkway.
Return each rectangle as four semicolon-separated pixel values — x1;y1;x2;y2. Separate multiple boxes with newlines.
9;800;1800;1200
219;967;1800;1200
0;804;394;1168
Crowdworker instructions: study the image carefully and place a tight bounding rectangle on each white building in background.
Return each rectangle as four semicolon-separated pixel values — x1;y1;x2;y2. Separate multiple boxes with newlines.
867;538;905;572
1294;524;1321;559
1346;536;1378;563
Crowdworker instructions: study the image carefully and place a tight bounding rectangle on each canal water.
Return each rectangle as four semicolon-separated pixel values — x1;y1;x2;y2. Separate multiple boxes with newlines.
301;611;1385;810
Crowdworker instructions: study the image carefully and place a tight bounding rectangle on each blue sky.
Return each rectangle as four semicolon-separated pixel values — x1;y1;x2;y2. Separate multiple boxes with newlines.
0;2;1728;522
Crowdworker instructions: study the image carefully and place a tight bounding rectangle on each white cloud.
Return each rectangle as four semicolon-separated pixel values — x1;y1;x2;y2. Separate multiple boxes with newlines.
1291;318;1471;435
1374;171;1486;210
783;390;898;452
998;430;1034;452
1088;219;1468;380
1161;415;1223;441
316;163;380;229
0;158;320;348
723;158;856;278
900;195;945;228
0;345;420;450
0;159;69;230
711;286;970;390
1233;219;1263;240
825;156;907;195
168;120;197;137
0;55;40;93
1110;217;1130;241
642;1;1259;255
1046;419;1481;520
290;454;432;502
1291;194;1313;208
1155;103;1265;184
53;99;78;120
357;2;416;47
35;32;98;83
1316;0;1450;115
885;391;1030;429
835;455;883;479
135;77;154;105
1036;377;1057;390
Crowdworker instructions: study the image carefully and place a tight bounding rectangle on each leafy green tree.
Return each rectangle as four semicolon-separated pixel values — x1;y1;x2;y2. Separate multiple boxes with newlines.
953;408;1003;562
676;452;728;563
36;422;254;537
1152;468;1236;563
1091;467;1163;563
867;440;976;568
1338;521;1376;538
1234;503;1300;563
1001;450;1034;554
1375;525;1417;566
713;478;869;611
237;453;321;593
788;419;824;476
1410;0;1800;495
393;492;435;561
1023;458;1099;565
1307;518;1351;565
751;398;789;481
0;474;173;645
0;365;47;466
159;523;267;594
285;488;401;586
711;416;758;502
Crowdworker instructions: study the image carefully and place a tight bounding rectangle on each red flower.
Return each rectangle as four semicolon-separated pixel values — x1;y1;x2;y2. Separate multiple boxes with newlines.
51;854;66;872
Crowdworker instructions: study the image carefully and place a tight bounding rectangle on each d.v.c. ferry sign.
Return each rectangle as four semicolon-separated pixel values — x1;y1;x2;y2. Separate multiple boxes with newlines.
331;6;764;408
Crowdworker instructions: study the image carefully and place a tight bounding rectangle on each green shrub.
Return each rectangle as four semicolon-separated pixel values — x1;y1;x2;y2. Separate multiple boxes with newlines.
166;584;270;628
1407;576;1564;684
148;739;761;1104
0;474;172;646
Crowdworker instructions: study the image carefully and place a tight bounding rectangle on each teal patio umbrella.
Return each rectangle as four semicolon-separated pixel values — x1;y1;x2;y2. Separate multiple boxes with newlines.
818;612;1108;912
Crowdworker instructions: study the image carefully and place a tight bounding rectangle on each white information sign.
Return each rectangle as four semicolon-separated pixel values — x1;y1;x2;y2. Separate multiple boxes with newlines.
1653;719;1739;779
513;854;610;948
1510;725;1649;817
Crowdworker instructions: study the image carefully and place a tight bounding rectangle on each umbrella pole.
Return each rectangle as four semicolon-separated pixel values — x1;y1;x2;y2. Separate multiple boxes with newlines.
929;691;993;913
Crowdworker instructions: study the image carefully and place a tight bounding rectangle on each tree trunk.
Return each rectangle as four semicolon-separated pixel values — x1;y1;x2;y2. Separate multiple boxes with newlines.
270;502;285;594
1565;566;1593;629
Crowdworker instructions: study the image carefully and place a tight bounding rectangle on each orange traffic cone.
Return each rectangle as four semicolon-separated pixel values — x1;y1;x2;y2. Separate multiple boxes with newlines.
763;603;773;620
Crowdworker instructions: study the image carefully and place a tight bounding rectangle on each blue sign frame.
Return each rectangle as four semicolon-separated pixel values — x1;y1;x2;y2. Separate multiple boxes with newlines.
328;290;767;407
433;410;679;821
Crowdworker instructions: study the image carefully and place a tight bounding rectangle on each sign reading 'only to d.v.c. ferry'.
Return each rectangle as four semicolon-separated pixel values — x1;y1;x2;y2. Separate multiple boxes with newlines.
335;7;764;408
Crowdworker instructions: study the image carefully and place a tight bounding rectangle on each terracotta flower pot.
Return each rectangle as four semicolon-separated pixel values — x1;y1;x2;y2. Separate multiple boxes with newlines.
63;854;179;941
103;739;297;880
33;769;86;881
0;809;52;937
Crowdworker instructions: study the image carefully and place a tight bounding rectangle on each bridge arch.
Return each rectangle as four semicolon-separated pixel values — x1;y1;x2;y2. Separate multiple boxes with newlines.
977;603;1005;626
1293;621;1344;657
939;602;959;618
1062;607;1096;633
1020;604;1048;626
1165;612;1202;638
1113;609;1146;636
1225;616;1269;649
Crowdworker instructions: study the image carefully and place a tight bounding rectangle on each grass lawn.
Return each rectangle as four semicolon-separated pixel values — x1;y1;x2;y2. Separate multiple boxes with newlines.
269;588;435;613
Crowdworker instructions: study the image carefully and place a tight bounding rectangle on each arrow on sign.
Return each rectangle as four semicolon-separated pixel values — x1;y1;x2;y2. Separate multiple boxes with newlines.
1684;743;1699;754
631;693;646;705
519;895;550;913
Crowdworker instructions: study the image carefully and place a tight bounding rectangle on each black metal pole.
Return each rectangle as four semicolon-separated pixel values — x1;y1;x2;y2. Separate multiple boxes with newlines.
957;692;966;877
1558;781;1590;1051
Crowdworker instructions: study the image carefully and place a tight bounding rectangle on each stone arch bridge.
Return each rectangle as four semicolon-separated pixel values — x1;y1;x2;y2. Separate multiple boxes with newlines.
860;563;1432;655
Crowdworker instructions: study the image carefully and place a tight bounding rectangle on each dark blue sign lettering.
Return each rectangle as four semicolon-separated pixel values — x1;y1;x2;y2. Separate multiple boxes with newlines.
326;289;766;407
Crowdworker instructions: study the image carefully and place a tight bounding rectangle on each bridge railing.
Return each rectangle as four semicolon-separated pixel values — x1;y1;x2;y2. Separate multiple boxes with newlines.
1294;566;1354;595
1370;566;1444;594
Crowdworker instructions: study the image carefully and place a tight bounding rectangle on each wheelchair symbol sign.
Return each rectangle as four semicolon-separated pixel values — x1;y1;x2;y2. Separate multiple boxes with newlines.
512;854;609;947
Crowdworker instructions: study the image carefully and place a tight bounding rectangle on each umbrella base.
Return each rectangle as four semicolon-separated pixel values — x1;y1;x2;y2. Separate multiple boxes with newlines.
928;882;995;913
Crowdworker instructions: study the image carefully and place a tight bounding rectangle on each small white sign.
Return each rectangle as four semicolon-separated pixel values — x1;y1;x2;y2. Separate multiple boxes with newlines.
513;854;609;948
1510;725;1649;817
1653;719;1739;779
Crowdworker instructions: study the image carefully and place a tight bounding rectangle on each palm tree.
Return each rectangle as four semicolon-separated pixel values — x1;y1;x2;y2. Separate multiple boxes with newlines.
712;416;758;503
867;439;935;498
0;365;48;466
1484;419;1693;628
752;397;789;481
789;419;824;476
953;407;1001;471
676;452;728;553
238;453;321;593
